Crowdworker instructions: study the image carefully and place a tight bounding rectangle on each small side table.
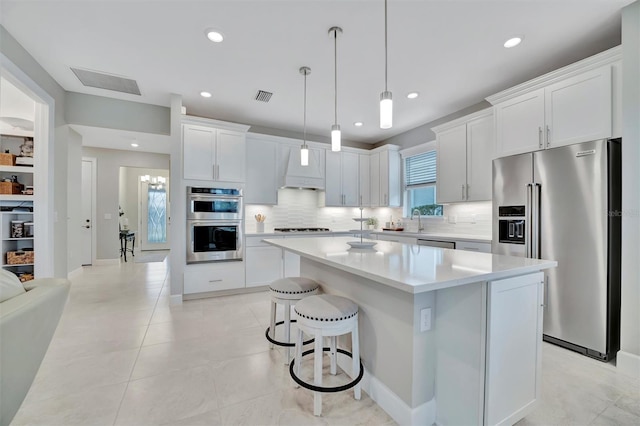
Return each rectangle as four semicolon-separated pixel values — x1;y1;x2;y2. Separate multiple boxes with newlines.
119;230;135;262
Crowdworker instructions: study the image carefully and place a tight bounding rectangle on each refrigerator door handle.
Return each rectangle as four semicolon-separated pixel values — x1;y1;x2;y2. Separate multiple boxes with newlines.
533;183;542;259
526;183;533;258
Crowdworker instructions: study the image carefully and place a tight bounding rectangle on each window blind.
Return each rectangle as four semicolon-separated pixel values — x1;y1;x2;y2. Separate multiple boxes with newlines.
405;150;437;187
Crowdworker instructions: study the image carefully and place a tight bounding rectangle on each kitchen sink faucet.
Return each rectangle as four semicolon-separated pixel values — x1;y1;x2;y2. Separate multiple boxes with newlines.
411;209;424;232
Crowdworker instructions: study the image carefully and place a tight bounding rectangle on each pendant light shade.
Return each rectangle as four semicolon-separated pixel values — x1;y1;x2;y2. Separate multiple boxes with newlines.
380;91;393;129
329;26;342;152
331;124;341;151
380;0;393;129
299;66;311;166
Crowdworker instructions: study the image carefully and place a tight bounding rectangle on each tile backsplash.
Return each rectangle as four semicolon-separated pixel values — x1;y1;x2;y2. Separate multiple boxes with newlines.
245;188;492;236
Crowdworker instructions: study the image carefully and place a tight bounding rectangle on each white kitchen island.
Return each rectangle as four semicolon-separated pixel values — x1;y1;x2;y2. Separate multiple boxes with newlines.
264;236;557;426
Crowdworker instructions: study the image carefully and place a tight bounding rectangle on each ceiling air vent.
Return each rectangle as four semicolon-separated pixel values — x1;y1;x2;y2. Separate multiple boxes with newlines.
255;90;273;102
71;67;141;95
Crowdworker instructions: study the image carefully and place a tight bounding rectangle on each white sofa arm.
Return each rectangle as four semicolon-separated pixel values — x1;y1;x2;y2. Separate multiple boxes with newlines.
0;278;70;426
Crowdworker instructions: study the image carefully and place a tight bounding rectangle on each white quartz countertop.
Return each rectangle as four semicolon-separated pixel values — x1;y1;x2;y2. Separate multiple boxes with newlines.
264;236;556;294
245;231;351;237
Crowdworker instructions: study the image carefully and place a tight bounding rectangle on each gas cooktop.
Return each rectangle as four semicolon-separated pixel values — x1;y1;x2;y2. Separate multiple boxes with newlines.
273;227;331;233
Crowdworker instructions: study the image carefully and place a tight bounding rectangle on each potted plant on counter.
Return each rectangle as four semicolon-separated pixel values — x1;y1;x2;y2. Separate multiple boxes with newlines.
366;217;378;230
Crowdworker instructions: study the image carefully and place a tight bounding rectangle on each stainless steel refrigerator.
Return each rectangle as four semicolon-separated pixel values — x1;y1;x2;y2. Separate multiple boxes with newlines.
492;138;621;361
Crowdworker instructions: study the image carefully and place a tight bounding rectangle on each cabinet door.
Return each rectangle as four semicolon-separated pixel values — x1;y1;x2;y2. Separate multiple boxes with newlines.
324;150;343;206
545;66;612;148
342;152;360;206
358;154;370;207
379;150;390;206
283;250;300;277
183;124;215;180
216;130;246;182
485;272;544;426
436;124;467;203
369;152;381;207
495;89;545;157
245;246;283;288
466;115;493;201
386;149;401;207
245;138;277;205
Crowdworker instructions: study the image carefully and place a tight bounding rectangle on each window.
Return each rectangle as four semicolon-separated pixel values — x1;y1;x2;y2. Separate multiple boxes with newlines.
404;150;443;216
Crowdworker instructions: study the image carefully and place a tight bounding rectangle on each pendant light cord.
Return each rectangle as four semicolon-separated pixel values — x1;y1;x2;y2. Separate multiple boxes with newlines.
384;0;388;92
334;29;338;125
303;71;307;146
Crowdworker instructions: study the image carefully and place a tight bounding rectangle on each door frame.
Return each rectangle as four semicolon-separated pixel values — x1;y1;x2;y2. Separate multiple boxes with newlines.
1;52;55;277
81;157;97;265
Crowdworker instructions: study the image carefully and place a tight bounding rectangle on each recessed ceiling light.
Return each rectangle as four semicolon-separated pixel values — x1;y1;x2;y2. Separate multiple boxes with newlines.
504;37;523;48
407;92;419;99
354;122;364;127
205;29;224;43
200;91;212;98
131;143;139;148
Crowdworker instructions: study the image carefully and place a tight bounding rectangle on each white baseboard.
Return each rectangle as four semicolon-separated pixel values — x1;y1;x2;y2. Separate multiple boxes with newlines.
170;294;182;305
93;259;120;265
337;354;436;426
617;351;640;379
67;267;83;279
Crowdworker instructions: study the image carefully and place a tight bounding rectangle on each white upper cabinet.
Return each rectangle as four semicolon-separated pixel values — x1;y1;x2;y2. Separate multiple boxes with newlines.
182;117;249;183
358;154;371;207
488;47;620;158
495;89;545;157
434;109;494;203
436;124;467;203
370;146;401;207
183;124;215;181
324;151;360;207
545;67;612;148
245;136;278;205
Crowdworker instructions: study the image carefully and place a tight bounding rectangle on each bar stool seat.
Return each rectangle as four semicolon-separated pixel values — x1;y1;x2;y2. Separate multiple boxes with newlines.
290;294;363;416
266;277;319;365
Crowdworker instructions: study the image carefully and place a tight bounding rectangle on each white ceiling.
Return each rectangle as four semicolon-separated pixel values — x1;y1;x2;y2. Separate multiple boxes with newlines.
0;0;633;145
70;124;172;154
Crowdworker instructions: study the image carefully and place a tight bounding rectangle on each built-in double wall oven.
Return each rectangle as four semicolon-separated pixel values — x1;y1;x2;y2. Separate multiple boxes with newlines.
187;187;243;263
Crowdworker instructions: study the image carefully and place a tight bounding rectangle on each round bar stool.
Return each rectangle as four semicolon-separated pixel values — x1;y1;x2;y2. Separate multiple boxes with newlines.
290;294;363;417
265;277;319;365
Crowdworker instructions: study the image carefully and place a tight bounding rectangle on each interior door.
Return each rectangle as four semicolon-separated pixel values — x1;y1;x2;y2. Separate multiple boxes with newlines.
139;179;170;251
80;159;93;265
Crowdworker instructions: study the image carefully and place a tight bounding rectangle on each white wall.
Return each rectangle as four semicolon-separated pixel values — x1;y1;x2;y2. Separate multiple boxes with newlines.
65;92;170;135
619;0;640;378
66;127;83;274
81;146;169;260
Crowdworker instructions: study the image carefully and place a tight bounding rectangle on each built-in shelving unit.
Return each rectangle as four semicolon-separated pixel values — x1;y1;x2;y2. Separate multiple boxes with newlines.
1;133;36;281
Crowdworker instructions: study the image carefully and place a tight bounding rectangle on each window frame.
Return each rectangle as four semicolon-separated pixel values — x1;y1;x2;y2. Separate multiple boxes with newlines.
400;141;443;218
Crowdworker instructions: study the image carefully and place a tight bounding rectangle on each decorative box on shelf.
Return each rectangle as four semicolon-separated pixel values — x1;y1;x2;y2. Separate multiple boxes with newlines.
6;250;34;265
17;272;34;282
0;153;16;166
0;182;24;194
15;157;34;166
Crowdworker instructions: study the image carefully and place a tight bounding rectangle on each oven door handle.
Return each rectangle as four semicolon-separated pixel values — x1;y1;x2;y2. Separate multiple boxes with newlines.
190;195;241;201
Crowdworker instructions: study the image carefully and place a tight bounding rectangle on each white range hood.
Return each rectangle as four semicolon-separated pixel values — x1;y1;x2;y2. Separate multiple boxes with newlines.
281;146;325;190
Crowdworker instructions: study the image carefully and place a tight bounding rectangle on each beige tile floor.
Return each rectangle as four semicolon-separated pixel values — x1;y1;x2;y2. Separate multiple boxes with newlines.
11;259;640;425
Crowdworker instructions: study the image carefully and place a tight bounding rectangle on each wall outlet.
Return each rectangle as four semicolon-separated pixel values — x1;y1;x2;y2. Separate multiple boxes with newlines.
420;308;432;332
471;214;476;224
448;215;457;224
104;213;112;220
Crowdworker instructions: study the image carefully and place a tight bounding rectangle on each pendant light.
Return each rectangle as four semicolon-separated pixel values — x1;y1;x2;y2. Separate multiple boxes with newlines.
300;66;311;166
329;26;343;152
380;0;393;129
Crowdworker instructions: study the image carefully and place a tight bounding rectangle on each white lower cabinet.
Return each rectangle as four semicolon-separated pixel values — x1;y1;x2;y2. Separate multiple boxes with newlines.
245;236;283;288
485;272;544;425
183;261;245;295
